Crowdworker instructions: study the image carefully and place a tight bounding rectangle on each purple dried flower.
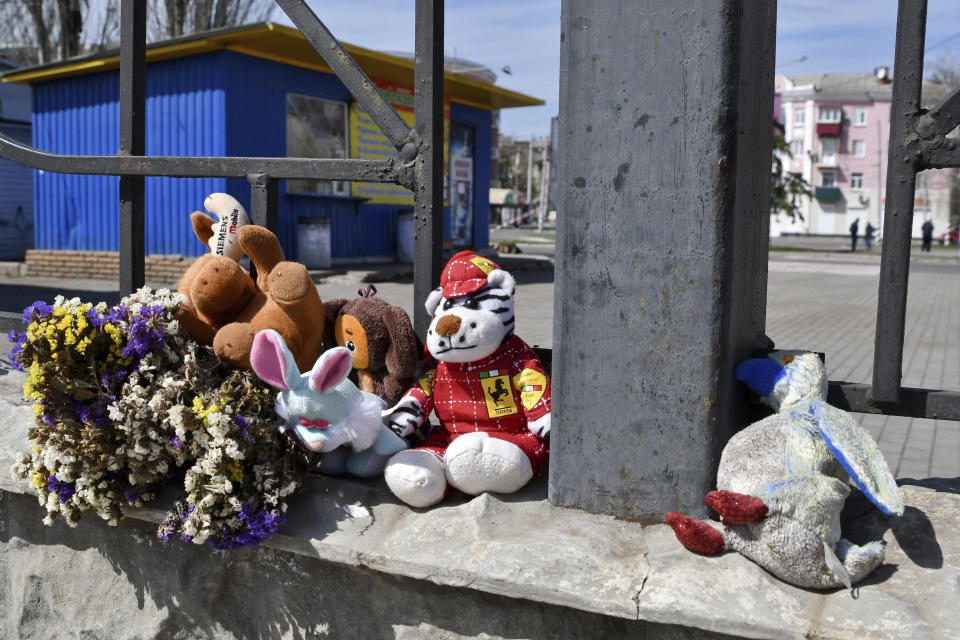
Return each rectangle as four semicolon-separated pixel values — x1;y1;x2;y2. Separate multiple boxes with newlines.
170;436;183;450
7;330;27;371
232;414;251;438
117;305;167;365
22;300;53;324
124;491;139;503
46;474;75;503
86;307;106;328
107;303;127;324
216;502;285;549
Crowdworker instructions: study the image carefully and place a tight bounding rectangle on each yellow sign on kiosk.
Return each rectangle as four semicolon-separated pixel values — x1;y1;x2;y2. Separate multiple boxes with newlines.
349;81;449;205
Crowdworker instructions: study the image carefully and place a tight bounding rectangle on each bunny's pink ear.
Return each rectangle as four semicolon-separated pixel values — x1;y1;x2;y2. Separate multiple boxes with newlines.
251;329;298;391
308;347;353;393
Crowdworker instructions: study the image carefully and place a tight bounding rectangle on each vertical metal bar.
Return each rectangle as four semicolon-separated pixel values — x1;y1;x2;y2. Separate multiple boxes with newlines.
118;0;146;294
248;174;279;232
412;0;444;339
873;0;927;402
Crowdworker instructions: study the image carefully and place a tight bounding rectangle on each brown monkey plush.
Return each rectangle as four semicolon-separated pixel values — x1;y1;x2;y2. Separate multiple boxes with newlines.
176;211;325;372
323;285;419;406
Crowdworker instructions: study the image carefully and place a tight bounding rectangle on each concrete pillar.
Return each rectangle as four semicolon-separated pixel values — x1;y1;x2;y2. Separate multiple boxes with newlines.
550;1;776;519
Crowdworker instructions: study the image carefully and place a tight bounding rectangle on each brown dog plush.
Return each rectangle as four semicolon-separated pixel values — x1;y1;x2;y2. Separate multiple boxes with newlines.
323;285;419;406
176;211;325;372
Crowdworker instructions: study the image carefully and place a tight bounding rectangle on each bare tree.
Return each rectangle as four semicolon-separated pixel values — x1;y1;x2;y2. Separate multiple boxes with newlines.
926;52;960;89
148;0;274;41
0;0;118;65
0;0;272;66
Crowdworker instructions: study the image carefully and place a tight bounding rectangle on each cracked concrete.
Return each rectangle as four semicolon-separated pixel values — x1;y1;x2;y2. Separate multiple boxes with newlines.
1;375;959;638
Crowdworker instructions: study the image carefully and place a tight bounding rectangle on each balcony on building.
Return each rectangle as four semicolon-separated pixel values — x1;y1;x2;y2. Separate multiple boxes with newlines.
815;155;838;168
816;121;843;136
815;186;843;201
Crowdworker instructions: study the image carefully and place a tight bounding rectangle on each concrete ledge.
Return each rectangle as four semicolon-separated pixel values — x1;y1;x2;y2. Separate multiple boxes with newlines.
0;368;957;639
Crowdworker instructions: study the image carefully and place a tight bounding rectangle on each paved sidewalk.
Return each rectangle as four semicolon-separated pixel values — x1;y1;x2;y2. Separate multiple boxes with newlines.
765;255;960;479
1;236;957;479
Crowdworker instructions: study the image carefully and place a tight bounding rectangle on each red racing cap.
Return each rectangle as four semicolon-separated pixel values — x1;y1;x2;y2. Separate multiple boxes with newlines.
439;251;500;298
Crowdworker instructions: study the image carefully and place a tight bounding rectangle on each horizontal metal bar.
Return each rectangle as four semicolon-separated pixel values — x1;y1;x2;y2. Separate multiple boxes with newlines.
828;381;960;421
0;132;398;181
915;84;960;138
275;0;414;152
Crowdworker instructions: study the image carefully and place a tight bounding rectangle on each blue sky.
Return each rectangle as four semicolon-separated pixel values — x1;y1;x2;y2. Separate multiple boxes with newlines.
291;1;960;140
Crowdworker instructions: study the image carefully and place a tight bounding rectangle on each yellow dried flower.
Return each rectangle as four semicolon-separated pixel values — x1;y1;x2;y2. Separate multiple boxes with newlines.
227;460;244;483
31;470;47;489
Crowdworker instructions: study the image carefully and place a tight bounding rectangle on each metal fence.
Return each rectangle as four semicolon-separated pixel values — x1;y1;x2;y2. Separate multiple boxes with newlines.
826;0;960;421
0;0;957;426
0;0;443;337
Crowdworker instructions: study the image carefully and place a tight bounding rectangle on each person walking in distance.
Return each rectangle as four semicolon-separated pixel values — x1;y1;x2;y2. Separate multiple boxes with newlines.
921;217;934;252
864;221;876;251
850;218;860;252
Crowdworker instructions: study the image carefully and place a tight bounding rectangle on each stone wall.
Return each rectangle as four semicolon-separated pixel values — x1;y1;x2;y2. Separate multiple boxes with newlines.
24;250;195;284
1;362;957;639
0;491;732;640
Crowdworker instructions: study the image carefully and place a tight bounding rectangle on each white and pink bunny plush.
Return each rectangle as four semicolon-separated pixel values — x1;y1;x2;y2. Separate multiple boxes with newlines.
250;329;407;477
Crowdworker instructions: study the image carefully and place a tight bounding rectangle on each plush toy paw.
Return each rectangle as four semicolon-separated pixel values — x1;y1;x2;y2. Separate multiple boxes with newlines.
266;261;313;303
704;490;768;525
444;432;533;496
384;449;446;508
383;396;424;437
665;512;726;555
527;413;551;438
213;322;257;369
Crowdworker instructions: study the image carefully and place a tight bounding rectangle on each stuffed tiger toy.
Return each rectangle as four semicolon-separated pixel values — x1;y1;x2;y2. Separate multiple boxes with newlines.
383;251;551;508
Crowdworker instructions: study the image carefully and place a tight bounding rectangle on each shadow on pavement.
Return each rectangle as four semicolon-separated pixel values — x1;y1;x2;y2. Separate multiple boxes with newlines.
0;283;122;315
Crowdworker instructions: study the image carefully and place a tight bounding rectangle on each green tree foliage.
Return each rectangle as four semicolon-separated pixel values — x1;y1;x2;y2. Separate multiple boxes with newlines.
771;131;812;222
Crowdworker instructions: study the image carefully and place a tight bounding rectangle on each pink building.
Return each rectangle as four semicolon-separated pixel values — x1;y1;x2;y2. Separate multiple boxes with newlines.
773;70;955;240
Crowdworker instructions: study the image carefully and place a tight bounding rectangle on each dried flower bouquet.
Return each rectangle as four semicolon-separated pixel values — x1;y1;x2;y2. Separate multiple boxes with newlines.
8;288;311;549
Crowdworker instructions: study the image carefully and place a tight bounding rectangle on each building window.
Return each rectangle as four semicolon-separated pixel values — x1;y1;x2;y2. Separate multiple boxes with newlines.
822;169;837;187
820;138;837;164
817;107;842;123
853;108;867;126
794;106;805;125
852;139;866;157
791;140;803;156
851;173;863;189
286;93;349;196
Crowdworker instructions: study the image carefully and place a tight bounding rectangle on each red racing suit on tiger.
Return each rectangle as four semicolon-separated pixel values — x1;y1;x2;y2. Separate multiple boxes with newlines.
402;334;551;476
